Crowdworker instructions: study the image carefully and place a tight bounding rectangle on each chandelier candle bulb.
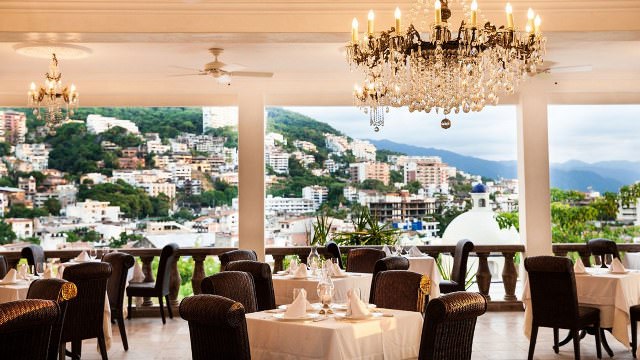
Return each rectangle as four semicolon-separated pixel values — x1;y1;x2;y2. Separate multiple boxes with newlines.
534;14;541;34
505;3;514;29
368;10;374;35
395;7;401;33
352;18;359;42
527;8;535;33
434;0;442;24
470;0;478;27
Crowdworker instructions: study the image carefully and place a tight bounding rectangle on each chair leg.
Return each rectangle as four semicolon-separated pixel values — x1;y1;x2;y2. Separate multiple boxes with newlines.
158;295;166;324
553;327;560;354
571;329;581;360
59;343;65;360
116;315;129;351
97;334;108;360
632;318;638;358
594;324;602;359
72;340;81;359
165;295;173;319
600;329;614;357
127;296;132;320
527;325;538;360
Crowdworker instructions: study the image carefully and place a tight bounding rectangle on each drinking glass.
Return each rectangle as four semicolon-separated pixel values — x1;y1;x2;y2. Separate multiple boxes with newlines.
394;243;403;256
317;272;335;315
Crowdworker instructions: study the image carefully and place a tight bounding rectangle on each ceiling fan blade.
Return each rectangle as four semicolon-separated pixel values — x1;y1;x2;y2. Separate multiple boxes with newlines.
167;73;207;77
221;63;246;72
545;65;593;74
231;71;274;78
169;65;203;72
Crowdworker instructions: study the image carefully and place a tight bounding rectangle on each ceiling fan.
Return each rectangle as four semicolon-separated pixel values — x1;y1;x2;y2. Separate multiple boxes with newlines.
171;48;274;85
531;61;593;75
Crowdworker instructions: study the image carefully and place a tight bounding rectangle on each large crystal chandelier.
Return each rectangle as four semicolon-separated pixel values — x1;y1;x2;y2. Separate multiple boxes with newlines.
27;53;79;133
346;0;545;131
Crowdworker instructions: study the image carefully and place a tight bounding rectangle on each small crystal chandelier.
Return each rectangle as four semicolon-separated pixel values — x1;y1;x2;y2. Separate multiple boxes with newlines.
27;53;79;133
346;0;545;131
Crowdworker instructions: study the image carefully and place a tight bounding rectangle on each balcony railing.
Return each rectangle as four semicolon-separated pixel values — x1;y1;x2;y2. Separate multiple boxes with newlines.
1;242;636;315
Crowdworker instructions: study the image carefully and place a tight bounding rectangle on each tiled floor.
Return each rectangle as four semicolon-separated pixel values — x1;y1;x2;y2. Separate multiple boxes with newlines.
79;311;635;359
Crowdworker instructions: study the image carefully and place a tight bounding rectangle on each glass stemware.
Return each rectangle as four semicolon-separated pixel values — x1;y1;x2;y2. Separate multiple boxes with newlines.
317;270;335;315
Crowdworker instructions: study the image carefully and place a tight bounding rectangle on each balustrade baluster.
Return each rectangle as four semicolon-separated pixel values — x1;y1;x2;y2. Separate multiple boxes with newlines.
273;255;285;272
476;252;491;301
191;255;206;295
140;256;155;306
169;257;181;306
501;252;517;301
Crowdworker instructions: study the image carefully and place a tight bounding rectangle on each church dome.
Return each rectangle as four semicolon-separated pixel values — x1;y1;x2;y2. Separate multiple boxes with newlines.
471;183;487;193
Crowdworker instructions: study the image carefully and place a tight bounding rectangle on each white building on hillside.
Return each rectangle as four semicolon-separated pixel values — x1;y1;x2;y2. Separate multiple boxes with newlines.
265;195;315;215
86;114;140;134
202;107;238;131
266;152;290;174
15;143;49;171
350;139;376;162
302;185;328;209
64;200;121;223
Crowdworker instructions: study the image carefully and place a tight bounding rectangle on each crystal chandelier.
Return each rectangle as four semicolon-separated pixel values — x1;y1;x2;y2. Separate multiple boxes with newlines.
27;53;79;133
346;0;545;131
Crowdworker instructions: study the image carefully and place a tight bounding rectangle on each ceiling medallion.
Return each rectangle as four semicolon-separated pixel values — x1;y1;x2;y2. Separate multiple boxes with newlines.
346;0;545;130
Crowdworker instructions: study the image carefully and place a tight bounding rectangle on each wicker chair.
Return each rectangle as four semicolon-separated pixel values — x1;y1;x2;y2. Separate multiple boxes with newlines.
587;238;620;268
61;262;112;360
180;294;251;360
524;256;602;360
21;244;45;272
325;242;343;269
369;256;410;303
0;255;7;278
418;291;487;360
346;248;386;273
219;250;257;271
201;271;258;313
0;299;60;360
225;260;276;311
103;252;135;350
27;279;78;360
631;305;640;358
127;243;178;324
372;270;429;313
439;239;474;294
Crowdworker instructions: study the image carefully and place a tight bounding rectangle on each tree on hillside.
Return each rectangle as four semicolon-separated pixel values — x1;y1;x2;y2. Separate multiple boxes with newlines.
43;198;62;216
266;108;343;150
78;180;169;219
205;126;238;148
404;181;422;194
0;142;10;157
359;179;394;192
100;126;142;148
47;123;103;175
0;220;16;245
6;204;48;218
389;170;403;184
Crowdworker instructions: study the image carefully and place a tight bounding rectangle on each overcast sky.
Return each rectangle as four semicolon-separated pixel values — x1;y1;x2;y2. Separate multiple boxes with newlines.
284;105;640;163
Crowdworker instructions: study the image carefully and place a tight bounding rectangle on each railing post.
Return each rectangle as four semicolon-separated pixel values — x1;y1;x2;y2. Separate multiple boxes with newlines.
579;251;591;267
169;257;181;306
273;255;285;273
476;253;491;301
191;255;206;295
140;256;155;306
502;252;518;301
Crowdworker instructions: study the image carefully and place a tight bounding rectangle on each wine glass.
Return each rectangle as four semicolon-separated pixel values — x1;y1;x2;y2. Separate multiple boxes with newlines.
317;272;335;315
394;243;403;256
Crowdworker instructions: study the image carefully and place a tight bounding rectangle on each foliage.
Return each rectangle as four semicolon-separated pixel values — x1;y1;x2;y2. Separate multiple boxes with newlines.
310;212;333;246
266;108;342;151
109;232;144;248
205;126;238;148
590;192;618;221
63;228;102;243
43;198;62;216
78;180;169;219
550;188;586;203
435;254;477;290
0;220;16;245
376;149;405;163
432;202;471;237
389;170;403;184
172;208;195;221
100;126;142;148
0;142;10;157
46;123;104;175
359;179;394;192
333;206;398;245
150;255;221;299
550;202;598;243
0;177;15;187
6;204;48;218
403;181;422;194
495;211;520;232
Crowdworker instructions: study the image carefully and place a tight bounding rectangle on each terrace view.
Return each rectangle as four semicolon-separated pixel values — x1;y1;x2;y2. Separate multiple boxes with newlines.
0;0;639;359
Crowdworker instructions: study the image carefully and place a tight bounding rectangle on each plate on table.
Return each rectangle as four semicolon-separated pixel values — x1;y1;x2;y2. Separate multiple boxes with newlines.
331;273;349;278
275;271;289;276
331;303;376;311
334;312;383;321
272;313;321;321
0;280;18;285
609;270;629;274
278;303;322;312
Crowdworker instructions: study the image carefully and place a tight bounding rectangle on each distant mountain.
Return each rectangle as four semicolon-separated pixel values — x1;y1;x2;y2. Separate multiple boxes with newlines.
267;108;343;150
368;139;632;192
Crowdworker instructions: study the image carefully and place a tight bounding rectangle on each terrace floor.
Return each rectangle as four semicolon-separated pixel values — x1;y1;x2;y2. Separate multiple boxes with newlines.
79;310;634;359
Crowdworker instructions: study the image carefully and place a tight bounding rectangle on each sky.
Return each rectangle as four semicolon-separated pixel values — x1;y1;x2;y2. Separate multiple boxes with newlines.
284;105;640;164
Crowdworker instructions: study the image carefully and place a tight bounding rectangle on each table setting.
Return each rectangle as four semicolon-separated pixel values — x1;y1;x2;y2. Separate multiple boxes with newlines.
383;244;441;299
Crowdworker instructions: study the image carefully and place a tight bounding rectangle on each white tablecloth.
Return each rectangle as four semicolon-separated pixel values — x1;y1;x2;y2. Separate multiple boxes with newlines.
0;281;30;303
405;256;441;299
246;308;423;359
623;253;640;270
523;268;640;348
272;273;373;306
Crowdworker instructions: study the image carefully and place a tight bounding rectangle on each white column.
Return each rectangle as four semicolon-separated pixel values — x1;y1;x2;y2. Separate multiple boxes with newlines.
517;82;553;256
238;91;266;261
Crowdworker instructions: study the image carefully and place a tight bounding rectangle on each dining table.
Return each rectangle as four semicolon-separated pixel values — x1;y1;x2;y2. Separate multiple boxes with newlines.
522;267;640;349
246;307;423;359
405;255;441;299
272;272;373;306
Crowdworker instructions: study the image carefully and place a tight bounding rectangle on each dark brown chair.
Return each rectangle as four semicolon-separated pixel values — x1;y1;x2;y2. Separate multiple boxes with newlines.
325;242;343;268
372;270;430;313
21;244;45;273
127;243;179;324
587;238;620;268
630;305;640;357
0;255;8;278
27;279;78;360
369;256;410;303
219;249;257;271
418;291;487;360
103;252;135;350
346;248;385;273
180;294;251;360
225;260;276;311
61;262;112;360
201;271;258;313
524;256;602;360
0;299;60;360
439;239;474;294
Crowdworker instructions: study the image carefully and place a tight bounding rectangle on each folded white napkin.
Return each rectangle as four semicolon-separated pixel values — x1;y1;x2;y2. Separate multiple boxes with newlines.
347;289;370;318
293;265;308;278
57;265;65;279
284;288;308;318
2;268;17;283
610;258;626;273
408;246;423;257
574;257;586;273
75;251;90;262
17;264;28;279
332;263;346;277
382;244;392;257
